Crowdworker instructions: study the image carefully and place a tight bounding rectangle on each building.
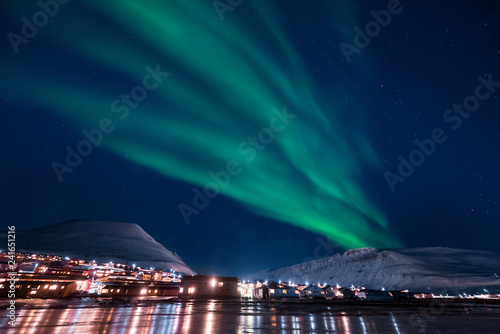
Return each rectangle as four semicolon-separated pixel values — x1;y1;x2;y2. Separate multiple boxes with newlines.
253;284;269;299
179;275;239;298
339;287;357;299
300;284;327;299
99;280;179;297
323;285;343;300
253;281;299;299
269;284;299;299
412;292;434;299
238;281;256;298
390;290;413;299
0;274;88;298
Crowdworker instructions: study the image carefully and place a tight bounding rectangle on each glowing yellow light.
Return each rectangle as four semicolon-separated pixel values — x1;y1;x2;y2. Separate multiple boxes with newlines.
211;280;216;287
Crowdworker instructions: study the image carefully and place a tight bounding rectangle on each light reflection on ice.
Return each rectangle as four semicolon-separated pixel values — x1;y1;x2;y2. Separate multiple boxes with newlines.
391;313;402;334
360;316;368;334
1;299;498;334
204;301;216;334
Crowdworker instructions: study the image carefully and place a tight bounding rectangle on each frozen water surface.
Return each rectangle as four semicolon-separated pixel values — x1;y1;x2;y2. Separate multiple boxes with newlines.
1;299;499;334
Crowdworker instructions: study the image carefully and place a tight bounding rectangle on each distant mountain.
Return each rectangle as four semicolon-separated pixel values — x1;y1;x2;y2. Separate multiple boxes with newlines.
245;247;500;293
2;219;195;275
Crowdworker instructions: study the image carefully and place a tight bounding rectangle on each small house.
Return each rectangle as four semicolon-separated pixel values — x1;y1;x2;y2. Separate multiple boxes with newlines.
268;282;299;299
300;284;327;299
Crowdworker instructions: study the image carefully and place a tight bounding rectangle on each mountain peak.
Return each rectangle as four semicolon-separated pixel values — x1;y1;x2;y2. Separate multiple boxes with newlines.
7;219;196;275
245;247;500;292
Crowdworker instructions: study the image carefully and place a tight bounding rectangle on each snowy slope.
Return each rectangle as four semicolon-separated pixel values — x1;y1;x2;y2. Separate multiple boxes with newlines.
4;220;196;275
245;247;500;293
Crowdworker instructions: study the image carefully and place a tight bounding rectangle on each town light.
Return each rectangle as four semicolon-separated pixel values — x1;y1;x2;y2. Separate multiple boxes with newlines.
211;279;216;287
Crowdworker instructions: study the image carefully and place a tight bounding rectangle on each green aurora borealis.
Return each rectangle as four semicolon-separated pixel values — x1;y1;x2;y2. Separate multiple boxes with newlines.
3;0;402;249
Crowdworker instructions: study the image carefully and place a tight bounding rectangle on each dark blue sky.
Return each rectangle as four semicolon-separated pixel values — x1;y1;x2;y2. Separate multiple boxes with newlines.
1;1;499;276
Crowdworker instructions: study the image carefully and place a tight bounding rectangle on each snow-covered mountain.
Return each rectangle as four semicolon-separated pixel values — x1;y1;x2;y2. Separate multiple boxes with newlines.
2;219;196;275
245;247;500;293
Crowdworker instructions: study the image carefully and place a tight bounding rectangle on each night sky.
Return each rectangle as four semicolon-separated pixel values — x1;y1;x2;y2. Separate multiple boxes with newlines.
1;1;499;276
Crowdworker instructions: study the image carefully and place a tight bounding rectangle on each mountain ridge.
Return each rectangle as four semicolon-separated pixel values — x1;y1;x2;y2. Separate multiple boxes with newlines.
1;219;196;275
245;247;500;293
